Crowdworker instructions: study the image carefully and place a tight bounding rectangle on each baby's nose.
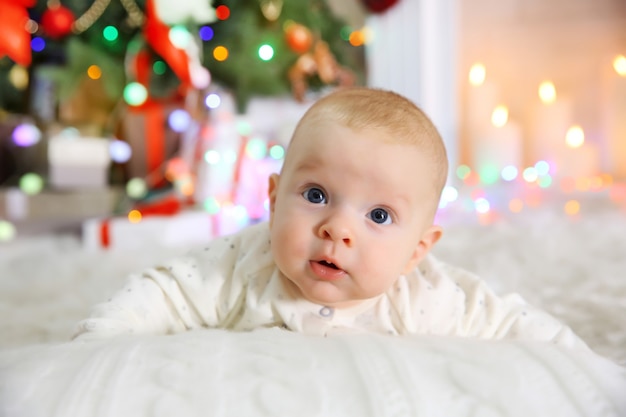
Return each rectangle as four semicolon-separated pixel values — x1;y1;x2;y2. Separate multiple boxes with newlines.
318;215;354;246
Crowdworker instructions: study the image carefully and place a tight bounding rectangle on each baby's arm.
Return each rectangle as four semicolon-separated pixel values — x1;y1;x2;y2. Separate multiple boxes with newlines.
73;225;266;341
443;262;590;350
73;259;207;341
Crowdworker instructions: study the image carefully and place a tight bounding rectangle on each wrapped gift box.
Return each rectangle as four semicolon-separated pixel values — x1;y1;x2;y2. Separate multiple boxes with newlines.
0;187;121;235
117;102;184;184
48;136;111;189
82;210;216;251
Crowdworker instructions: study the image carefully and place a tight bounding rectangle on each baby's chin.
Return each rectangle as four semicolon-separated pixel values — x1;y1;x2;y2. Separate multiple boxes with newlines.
279;272;346;307
298;282;375;309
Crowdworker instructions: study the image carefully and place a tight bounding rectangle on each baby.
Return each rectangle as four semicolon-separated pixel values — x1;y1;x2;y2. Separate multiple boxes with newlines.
74;87;588;349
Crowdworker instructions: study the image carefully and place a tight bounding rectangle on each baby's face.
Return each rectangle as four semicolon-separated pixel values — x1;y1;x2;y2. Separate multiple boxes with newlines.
268;121;441;308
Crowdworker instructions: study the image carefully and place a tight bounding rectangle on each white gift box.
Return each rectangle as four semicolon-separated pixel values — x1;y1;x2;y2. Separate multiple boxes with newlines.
82;210;216;251
1;187;120;220
48;136;111;189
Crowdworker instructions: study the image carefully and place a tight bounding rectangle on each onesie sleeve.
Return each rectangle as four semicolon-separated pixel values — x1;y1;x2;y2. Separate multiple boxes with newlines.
72;266;194;340
73;229;255;341
439;260;590;350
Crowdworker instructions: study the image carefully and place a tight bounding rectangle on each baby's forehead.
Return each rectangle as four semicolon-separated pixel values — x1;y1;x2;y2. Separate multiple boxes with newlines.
293;118;421;148
286;125;428;175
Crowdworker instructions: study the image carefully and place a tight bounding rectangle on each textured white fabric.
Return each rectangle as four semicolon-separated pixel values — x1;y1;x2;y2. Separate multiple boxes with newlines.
75;222;587;349
1;329;625;417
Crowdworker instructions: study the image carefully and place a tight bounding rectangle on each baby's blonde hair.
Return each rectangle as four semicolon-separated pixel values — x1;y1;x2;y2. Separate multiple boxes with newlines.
289;87;449;200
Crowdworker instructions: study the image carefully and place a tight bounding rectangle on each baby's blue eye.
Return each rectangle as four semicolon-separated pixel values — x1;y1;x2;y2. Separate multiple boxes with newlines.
368;208;391;225
303;187;326;204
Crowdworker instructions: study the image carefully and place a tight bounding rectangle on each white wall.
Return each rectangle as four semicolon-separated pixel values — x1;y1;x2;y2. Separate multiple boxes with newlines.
366;0;460;179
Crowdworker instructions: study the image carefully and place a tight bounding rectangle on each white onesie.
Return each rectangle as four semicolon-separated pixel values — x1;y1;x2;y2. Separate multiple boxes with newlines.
74;222;588;349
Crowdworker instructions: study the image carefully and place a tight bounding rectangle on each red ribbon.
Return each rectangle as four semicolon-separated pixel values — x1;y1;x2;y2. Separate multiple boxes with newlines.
99;219;111;248
127;49;174;186
230;135;249;203
133;195;183;216
143;0;191;87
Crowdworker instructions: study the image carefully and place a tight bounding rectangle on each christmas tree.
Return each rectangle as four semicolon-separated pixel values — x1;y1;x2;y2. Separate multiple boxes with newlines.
0;0;370;239
0;0;365;118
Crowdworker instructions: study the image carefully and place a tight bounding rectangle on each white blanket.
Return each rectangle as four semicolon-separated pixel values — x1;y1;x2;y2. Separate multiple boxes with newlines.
1;329;625;417
1;192;626;416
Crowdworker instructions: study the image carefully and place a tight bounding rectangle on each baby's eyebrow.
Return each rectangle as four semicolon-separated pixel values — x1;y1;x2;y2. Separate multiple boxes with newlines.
292;158;323;172
385;195;411;212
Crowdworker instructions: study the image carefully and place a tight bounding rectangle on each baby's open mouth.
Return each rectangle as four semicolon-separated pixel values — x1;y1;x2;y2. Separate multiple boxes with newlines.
310;259;346;280
318;260;339;270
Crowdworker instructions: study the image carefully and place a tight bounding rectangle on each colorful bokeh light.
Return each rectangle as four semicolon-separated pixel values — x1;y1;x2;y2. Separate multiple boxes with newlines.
8;65;28;90
205;93;221;109
258;44;274;61
103;25;118;41
537;175;553;188
246;138;267;159
349;30;365;47
87;65;102;80
31;37;45;52
12;123;41;147
474;197;490;213
479;164;499;185
128;210;142;223
19;173;44;195
109;139;132;163
204;150;221;165
564;200;580;215
439;185;459;208
199;26;214;41
216;5;230;20
538;81;556;104
534;160;550;176
169;26;191;49
236;121;252;136
153;60;167;75
213;46;228;61
168;109;192;133
123;82;148;106
522;167;538;183
469;63;486;86
501;165;518;182
456;165;471;180
491;105;508;127
269;145;285;160
0;220;16;242
126;178;148;199
565;125;585;148
613;55;626;76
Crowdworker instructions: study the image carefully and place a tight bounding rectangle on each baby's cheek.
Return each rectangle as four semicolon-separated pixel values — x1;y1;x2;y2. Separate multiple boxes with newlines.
272;225;305;265
367;245;410;282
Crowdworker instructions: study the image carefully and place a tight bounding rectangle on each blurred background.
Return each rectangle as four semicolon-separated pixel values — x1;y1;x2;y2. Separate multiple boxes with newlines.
0;0;625;249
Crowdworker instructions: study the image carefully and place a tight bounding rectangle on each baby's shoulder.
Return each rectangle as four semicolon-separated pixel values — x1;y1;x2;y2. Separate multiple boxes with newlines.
405;254;486;292
184;221;275;276
187;222;270;255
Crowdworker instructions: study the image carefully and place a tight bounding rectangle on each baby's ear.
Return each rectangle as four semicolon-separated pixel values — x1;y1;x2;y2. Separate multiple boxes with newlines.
402;225;443;274
267;174;280;226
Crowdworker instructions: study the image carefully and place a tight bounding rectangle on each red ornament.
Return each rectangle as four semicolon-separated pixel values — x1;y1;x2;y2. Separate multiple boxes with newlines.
285;23;313;54
41;5;75;39
361;0;399;13
215;5;230;20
